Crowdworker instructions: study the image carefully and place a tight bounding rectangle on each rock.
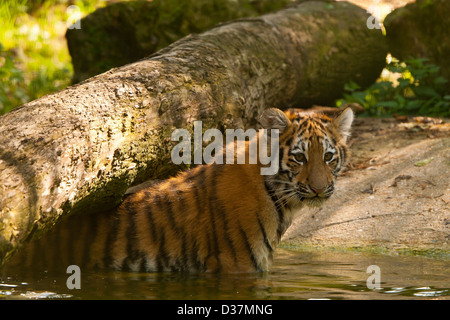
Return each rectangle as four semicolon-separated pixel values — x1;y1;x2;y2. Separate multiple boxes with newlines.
384;0;450;83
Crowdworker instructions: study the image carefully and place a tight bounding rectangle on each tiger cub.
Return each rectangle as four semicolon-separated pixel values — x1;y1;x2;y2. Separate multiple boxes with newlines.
6;107;353;274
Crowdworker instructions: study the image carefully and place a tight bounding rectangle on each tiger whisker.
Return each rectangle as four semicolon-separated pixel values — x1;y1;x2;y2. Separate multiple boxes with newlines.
273;189;298;207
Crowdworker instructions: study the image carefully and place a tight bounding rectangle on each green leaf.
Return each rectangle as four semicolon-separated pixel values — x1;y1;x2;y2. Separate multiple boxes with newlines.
433;76;448;86
395;93;406;106
343;81;361;92
397;78;411;89
404;100;422;110
413;86;440;98
351;91;368;105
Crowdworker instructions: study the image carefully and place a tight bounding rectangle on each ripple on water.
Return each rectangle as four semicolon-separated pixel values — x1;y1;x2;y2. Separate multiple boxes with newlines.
1;248;449;300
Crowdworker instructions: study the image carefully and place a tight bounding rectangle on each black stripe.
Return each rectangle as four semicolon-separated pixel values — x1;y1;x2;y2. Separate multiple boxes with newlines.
297;126;307;137
339;146;346;165
193;179;203;216
264;180;285;241
168;187;191;271
176;192;190;271
156;229;168;271
81;211;100;268
257;214;274;253
103;210;121;269
191;165;211;271
180;231;189;271
39;216;58;272
314;120;327;132
238;225;260;271
161;193;188;271
278;147;291;178
162;195;178;233
334;146;344;173
66;213;79;267
209;166;237;263
278;147;283;171
205;231;214;271
192;185;206;271
144;192;158;243
122;201;139;270
139;253;147;272
191;238;204;271
192;166;206;215
207;165;222;271
285;137;293;146
306;122;311;132
215;194;238;265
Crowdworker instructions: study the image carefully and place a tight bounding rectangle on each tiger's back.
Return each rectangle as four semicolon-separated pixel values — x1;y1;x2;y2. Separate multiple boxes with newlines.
4;107;353;274
112;163;279;273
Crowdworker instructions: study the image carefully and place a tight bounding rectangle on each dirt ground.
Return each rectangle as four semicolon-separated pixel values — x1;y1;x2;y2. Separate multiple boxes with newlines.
283;116;450;255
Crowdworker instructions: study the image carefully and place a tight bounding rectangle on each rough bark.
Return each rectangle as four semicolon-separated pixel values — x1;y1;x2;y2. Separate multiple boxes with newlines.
66;0;295;83
0;1;386;265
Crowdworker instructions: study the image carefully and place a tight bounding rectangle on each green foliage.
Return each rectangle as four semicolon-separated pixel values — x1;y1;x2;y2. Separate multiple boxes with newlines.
0;0;105;115
337;57;450;117
0;43;29;113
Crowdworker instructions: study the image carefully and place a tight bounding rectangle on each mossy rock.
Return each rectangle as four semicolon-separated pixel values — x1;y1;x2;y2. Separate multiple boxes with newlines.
66;0;298;84
384;0;450;83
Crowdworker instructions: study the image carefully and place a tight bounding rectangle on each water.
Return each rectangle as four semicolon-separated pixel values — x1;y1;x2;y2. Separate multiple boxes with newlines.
1;248;449;300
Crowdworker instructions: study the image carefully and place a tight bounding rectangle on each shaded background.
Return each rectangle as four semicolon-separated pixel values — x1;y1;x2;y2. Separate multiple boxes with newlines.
1;0;448;117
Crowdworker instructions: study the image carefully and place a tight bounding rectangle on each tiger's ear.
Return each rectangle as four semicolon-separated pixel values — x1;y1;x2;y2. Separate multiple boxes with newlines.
259;108;291;133
332;107;354;143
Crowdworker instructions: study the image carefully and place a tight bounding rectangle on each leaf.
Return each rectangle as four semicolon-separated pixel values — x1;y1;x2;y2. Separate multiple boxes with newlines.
404;100;422;110
413;86;440;98
395;93;406;106
344;81;361;92
414;158;434;167
397;78;411;90
433;76;448;86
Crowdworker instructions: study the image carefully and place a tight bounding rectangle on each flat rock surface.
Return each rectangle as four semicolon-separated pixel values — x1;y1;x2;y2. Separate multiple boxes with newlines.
283;116;450;254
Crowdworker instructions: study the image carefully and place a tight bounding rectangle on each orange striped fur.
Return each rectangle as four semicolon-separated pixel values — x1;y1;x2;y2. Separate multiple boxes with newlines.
5;107;353;274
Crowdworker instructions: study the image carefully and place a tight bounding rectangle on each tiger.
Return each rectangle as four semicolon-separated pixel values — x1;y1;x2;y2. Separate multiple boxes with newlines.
4;107;353;274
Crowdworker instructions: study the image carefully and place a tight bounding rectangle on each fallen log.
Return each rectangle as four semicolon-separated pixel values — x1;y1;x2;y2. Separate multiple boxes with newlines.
0;1;386;265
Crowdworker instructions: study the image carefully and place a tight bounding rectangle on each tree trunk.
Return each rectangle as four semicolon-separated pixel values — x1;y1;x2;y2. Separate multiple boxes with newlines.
0;1;386;265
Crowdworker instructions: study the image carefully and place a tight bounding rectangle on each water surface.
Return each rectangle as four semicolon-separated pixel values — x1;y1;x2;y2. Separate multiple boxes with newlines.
1;248;449;300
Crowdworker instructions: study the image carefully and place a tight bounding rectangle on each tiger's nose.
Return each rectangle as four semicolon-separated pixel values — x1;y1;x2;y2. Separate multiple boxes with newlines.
310;185;326;194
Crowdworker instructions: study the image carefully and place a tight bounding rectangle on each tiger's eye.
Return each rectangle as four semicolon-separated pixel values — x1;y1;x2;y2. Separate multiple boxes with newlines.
294;153;306;163
324;152;334;162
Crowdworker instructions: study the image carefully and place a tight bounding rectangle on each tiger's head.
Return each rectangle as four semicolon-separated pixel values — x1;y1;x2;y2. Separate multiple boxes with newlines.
260;107;354;208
